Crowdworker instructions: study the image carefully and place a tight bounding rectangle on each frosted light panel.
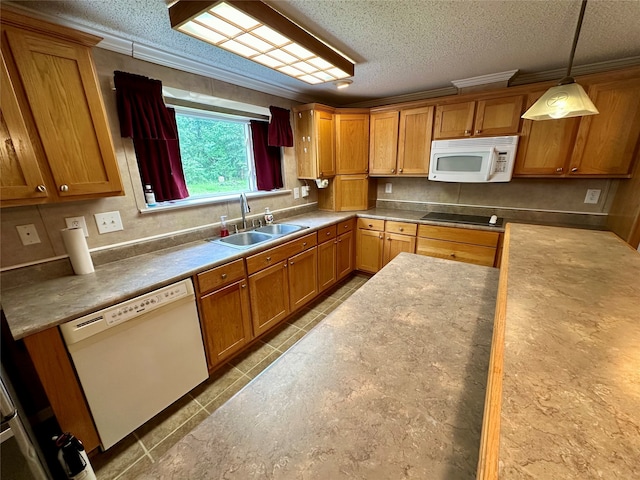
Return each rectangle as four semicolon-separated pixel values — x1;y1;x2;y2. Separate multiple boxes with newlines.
175;1;354;84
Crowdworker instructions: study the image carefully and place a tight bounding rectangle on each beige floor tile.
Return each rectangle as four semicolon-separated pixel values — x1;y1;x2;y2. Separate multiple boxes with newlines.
112;456;154;480
261;322;304;350
190;364;245;407
311;297;341;315
277;328;308;352
203;375;252;413
135;395;205;451
326;283;354;300
148;409;209;461
245;350;283;378
91;434;146;480
287;308;322;330
229;342;277;374
303;313;327;331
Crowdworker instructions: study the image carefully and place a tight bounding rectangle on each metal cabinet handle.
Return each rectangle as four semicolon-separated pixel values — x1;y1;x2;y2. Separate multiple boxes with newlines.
368;223;373;228
338;238;342;242
266;256;272;262
464;130;471;135
556;167;563;173
326;231;331;235
344;224;348;229
379;233;383;239
59;184;69;192
36;184;47;192
298;112;302;118
450;253;456;258
387;237;391;241
284;262;288;268
221;273;227;279
476;129;481;134
399;168;403;173
303;242;307;246
241;284;246;288
334;240;338;244
571;167;578;172
307;136;311;141
399;227;404;232
391;168;395;173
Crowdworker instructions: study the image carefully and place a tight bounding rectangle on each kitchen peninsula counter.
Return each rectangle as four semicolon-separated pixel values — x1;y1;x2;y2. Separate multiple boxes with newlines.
137;253;499;479
478;224;640;479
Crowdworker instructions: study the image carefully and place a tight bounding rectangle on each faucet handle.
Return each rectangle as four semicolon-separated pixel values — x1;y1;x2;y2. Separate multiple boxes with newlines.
251;219;259;228
232;224;239;234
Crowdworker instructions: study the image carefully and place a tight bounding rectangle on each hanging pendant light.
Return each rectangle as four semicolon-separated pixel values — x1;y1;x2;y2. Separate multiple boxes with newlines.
522;0;599;121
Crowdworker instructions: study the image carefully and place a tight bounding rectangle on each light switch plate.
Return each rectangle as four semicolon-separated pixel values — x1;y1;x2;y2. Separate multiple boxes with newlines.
385;182;393;194
16;224;41;245
94;211;124;234
293;187;300;199
301;186;310;197
584;189;601;204
65;216;89;237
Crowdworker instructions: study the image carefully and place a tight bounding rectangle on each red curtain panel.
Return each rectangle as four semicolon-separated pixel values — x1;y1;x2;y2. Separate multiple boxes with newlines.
251;120;283;191
267;106;293;147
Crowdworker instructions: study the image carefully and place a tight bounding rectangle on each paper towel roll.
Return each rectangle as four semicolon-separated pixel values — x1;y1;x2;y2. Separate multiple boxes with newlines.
61;228;94;275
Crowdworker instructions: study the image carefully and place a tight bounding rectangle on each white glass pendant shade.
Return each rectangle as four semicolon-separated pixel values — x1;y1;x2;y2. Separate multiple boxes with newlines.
522;82;599;120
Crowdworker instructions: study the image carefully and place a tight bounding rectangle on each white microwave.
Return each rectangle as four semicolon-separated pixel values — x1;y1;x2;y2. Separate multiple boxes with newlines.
429;135;519;183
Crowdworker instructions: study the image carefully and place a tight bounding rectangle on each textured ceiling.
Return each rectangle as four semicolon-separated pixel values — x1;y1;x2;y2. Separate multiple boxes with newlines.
7;0;640;106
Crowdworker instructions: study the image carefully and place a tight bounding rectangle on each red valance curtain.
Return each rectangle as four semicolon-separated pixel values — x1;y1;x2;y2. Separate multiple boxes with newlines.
113;71;189;202
250;120;283;191
267;106;293;147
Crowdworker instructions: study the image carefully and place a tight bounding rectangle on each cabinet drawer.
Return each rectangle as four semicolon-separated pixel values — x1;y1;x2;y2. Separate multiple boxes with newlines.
337;218;355;234
318;225;337;242
357;218;385;231
416;238;497;267
417;224;499;247
385;221;417;236
246;232;317;275
196;259;246;294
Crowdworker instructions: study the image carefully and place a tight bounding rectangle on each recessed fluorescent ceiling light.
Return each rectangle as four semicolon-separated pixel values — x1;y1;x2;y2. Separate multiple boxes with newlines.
169;1;355;84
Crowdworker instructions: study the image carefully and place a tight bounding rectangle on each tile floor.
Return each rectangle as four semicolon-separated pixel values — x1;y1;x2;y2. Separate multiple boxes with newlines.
90;273;370;480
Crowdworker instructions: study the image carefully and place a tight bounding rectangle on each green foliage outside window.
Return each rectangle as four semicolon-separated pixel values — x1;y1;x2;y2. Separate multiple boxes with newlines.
175;112;253;196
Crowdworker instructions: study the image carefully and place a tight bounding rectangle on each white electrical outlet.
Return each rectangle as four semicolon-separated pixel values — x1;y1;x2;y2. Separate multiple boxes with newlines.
385;182;393;194
65;216;89;237
16;224;41;245
584;189;601;204
94;211;124;234
293;187;300;199
301;186;310;197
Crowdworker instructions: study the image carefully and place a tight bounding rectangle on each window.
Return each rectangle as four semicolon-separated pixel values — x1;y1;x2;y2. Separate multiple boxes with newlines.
174;107;256;197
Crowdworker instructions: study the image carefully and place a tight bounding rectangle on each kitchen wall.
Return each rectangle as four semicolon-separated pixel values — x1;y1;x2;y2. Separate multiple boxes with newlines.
375;176;617;222
1;48;315;270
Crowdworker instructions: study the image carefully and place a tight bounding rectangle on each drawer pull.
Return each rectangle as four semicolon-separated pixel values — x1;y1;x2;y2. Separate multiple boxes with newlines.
303;242;307;246
59;184;69;192
399;227;404;232
387;237;391;241
476;129;481;134
344;224;348;229
450;253;456;258
334;240;338;244
290;261;294;265
36;184;46;192
221;273;227;279
571;167;578;172
326;231;331;235
368;223;373;228
556;167;563;173
241;284;246;288
266;256;272;262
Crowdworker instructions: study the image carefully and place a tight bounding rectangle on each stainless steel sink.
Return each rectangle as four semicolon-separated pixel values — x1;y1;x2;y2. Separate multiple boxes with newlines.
255;224;306;236
215;231;273;248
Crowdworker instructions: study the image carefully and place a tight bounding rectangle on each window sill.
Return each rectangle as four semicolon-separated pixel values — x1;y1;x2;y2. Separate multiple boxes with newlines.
138;189;292;214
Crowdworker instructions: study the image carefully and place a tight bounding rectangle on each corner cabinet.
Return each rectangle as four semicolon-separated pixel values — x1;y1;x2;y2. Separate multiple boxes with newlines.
294;105;335;179
433;95;523;139
1;10;123;207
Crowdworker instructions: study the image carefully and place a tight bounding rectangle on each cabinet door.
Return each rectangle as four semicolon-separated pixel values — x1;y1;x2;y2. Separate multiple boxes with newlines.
315;110;335;177
1;53;49;205
288;247;318;312
474;95;523;136
369;111;399;175
397;106;434;175
569;77;640;176
382;233;416;266
4;27;122;197
334;174;372;211
295;109;314;179
336;113;369;174
356;228;384;273
336;229;355;280
514;90;580;176
317;239;337;293
433;101;475;139
199;280;252;371
248;261;290;336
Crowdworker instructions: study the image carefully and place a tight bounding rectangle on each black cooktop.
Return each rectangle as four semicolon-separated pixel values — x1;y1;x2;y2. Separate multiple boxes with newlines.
421;212;503;227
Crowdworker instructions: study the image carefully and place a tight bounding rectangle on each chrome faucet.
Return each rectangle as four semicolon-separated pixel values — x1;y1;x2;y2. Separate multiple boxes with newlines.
240;193;250;230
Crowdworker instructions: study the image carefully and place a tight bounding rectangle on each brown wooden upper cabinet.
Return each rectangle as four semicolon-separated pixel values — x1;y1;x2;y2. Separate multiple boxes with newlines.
1;10;123;207
335;113;369;174
369;106;434;176
433;95;523;139
515;76;640;178
294;105;335;179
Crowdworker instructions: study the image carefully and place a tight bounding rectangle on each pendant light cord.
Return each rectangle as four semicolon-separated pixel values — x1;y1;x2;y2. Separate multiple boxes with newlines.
564;0;588;80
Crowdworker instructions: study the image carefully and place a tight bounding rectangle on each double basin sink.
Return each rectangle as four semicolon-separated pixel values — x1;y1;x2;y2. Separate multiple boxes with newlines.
212;224;308;249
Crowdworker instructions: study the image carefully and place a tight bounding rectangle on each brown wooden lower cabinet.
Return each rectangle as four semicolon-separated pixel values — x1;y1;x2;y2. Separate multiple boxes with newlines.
318;238;337;293
356;227;384;273
336;227;355;280
288;247;318;311
248;260;290;337
383;232;416;265
415;224;500;267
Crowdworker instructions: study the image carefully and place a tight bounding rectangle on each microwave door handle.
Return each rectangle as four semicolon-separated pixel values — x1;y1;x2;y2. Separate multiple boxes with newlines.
485;147;497;181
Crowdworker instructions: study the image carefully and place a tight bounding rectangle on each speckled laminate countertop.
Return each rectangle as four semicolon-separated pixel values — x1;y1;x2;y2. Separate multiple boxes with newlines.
2;208;507;340
482;224;640;479
136;253;499;479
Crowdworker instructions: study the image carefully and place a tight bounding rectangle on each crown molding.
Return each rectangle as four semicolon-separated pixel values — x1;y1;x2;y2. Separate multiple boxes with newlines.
511;56;640;85
345;86;458;108
451;70;519;88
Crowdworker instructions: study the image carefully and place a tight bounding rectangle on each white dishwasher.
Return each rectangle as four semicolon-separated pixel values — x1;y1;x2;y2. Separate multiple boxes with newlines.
60;278;208;450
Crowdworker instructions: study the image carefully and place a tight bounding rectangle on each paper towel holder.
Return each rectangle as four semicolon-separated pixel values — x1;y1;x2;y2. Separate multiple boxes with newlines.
315;178;329;189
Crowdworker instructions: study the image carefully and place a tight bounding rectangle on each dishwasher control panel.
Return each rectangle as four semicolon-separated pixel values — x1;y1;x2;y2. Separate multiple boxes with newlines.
60;279;195;345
